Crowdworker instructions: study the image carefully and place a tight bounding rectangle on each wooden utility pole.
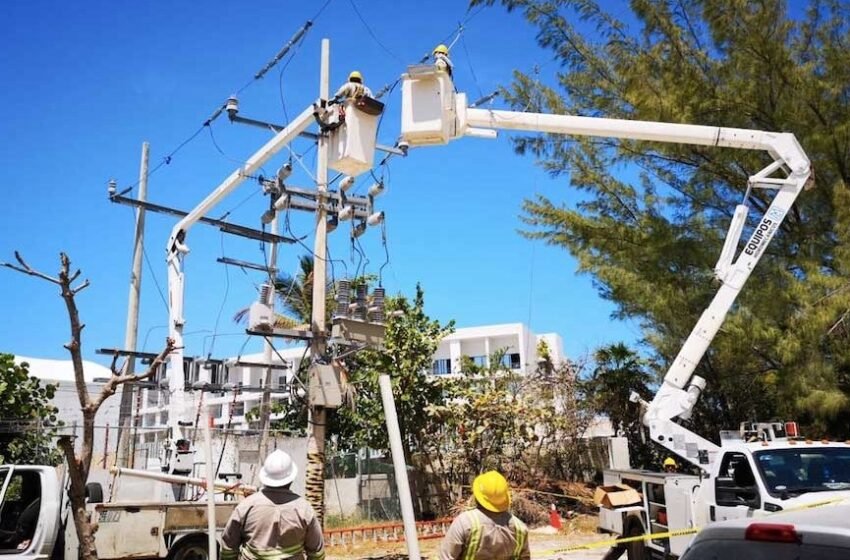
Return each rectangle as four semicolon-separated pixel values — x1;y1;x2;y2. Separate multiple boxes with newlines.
305;38;331;524
117;141;149;467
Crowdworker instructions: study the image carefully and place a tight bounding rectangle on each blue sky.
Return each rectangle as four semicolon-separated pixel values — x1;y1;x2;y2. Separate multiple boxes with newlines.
0;0;643;365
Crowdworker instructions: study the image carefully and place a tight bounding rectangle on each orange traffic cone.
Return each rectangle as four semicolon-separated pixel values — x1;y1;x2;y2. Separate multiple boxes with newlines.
549;504;562;530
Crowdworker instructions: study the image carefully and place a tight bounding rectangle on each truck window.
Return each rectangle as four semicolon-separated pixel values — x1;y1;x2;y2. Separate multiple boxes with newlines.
754;447;850;498
715;452;760;508
0;470;42;552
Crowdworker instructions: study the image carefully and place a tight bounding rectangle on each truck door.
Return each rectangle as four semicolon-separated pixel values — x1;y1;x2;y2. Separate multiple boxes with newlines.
0;466;61;559
711;451;761;522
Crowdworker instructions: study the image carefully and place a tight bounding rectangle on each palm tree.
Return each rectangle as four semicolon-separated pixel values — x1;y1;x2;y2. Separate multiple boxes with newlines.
233;255;320;329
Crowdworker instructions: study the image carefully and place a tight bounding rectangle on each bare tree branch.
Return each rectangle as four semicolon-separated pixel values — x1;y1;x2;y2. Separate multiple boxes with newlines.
90;338;174;410
1;251;63;284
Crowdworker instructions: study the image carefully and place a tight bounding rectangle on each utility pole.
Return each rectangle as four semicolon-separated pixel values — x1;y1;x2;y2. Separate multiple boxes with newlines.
117;141;149;467
254;211;279;480
305;38;330;525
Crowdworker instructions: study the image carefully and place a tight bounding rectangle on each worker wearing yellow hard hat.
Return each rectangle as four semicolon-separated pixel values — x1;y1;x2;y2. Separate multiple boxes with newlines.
439;471;529;560
664;457;678;473
433;44;454;78
332;70;373;103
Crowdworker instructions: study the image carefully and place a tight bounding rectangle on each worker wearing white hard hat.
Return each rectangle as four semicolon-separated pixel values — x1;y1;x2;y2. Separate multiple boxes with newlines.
220;450;325;560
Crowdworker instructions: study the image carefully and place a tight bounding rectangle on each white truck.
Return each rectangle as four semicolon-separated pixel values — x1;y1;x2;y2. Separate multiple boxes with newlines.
397;66;850;558
0;463;243;560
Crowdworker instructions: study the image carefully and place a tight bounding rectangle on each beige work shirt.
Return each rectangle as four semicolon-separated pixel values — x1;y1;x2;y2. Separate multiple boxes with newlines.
220;487;325;560
333;81;373;100
439;508;530;560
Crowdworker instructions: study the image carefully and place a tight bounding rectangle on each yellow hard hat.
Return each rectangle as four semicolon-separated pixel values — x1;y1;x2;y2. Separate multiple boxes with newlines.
664;457;677;467
472;471;510;513
349;70;363;83
433;44;449;56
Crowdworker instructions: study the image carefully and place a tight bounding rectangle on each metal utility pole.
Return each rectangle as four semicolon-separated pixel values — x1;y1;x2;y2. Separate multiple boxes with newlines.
117;141;149;467
305;38;330;525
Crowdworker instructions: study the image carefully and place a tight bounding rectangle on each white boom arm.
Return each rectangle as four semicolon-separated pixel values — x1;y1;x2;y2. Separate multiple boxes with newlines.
400;68;812;470
164;105;314;452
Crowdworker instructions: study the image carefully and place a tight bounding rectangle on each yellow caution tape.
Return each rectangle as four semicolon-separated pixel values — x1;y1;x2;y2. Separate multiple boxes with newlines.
533;495;850;556
535;527;698;556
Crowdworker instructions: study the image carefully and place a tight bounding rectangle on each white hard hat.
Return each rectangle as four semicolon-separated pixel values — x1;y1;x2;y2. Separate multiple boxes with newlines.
259;449;298;487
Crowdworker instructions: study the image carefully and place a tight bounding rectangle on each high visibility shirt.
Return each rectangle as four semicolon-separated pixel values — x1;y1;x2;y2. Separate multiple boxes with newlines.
333;81;373;100
220;487;325;560
439;508;529;560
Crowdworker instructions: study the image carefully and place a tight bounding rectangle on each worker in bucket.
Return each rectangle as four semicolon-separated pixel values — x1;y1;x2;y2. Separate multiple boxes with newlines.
220;450;325;560
439;470;530;560
433;44;454;78
664;457;678;473
331;70;373;103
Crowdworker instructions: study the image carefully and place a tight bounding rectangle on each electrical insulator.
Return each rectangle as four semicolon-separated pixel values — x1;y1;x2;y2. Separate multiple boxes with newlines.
339;176;355;192
273;193;290;211
352;221;367;239
335;279;350;318
259;283;273;304
367;211;384;226
371;287;385;323
355;284;368;321
277;162;292;183
226;96;239;118
339;206;354;221
368;181;384;197
326;215;338;234
107;179;117;195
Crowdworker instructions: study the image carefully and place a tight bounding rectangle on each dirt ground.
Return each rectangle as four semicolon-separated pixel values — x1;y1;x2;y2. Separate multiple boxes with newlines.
325;515;611;560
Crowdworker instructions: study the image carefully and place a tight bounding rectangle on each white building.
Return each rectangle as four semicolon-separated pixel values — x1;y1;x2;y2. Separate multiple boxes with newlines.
13;355;122;429
21;323;565;437
431;323;565;376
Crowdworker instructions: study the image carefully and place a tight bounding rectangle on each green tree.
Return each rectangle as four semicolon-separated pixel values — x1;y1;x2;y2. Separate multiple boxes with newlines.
582;343;655;468
477;0;850;437
330;285;455;456
0;354;62;465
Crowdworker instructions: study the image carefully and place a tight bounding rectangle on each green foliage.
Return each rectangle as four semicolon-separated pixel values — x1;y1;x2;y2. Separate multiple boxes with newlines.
581;343;656;468
0;354;63;465
479;0;850;437
330;284;455;455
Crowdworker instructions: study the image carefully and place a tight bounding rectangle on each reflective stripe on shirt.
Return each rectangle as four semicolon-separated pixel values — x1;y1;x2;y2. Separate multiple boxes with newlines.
511;518;527;560
464;511;482;560
239;542;306;560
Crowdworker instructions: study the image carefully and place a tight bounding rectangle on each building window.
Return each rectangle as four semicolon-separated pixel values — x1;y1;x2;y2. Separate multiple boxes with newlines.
471;355;487;368
278;376;287;389
432;359;452;375
233;401;245;417
500;353;522;370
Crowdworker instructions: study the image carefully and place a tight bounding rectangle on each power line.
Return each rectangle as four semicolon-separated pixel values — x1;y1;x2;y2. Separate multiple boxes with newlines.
347;0;405;64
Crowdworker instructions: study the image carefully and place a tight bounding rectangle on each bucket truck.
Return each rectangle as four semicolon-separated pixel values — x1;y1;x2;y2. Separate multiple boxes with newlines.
399;65;850;559
0;47;383;560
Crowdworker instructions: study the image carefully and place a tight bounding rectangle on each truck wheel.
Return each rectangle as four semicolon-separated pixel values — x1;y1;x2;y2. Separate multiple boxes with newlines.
626;523;646;560
168;536;212;560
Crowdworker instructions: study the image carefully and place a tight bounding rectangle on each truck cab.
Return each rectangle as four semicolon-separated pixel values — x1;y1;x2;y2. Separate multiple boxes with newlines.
0;465;63;559
600;425;850;559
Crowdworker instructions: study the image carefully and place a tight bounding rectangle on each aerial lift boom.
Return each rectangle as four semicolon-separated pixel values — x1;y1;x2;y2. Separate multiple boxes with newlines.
400;67;812;470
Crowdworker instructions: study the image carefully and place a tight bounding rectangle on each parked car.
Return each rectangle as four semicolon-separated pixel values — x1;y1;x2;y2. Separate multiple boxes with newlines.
680;503;850;560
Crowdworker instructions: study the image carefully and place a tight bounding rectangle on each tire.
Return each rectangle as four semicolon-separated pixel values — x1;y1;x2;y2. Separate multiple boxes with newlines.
85;482;104;504
168;535;212;560
626;521;647;560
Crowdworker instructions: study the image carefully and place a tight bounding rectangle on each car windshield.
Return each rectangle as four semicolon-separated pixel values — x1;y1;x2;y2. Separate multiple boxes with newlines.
755;447;850;498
